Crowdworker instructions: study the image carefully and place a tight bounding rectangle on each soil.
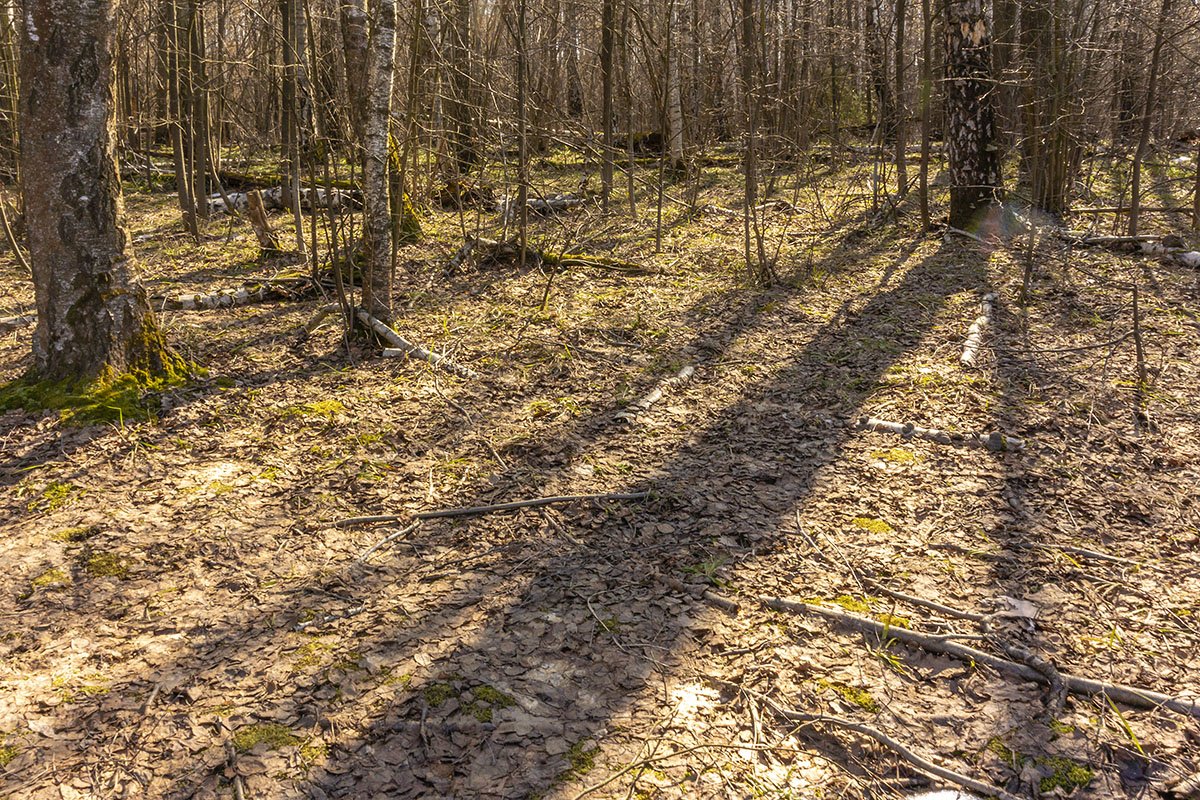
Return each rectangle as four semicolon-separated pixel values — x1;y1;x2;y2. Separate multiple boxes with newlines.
1;169;1199;799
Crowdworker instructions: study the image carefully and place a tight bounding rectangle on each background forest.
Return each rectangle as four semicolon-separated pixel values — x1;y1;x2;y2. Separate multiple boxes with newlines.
1;0;1199;798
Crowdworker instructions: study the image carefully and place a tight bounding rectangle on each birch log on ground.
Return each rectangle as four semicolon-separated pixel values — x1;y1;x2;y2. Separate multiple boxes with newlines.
857;416;1024;451
616;365;696;421
961;292;997;369
356;308;479;379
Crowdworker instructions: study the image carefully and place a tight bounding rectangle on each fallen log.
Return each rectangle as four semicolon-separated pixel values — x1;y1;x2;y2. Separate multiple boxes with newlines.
446;236;649;275
498;192;586;223
168;279;310;311
206;186;362;216
356;308;479;379
760;596;1200;719
857;416;1024;452
616;365;696;421
961;293;997;369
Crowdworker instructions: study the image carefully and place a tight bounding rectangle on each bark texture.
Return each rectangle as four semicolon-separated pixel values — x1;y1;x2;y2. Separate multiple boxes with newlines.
360;0;396;320
19;0;170;381
944;0;1002;227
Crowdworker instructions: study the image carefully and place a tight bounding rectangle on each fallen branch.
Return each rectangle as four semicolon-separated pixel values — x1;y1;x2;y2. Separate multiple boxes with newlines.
356;308;479;379
759;595;1200;719
701;673;1015;799
498;192;586;223
349;491;653;562
616;365;696;421
0;314;34;334
961;293;998;369
301;303;341;334
857;416;1024;452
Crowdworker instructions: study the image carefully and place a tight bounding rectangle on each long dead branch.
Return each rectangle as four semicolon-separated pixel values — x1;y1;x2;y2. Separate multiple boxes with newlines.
759;595;1200;719
349;491;652;562
342;490;650;530
0;314;34;334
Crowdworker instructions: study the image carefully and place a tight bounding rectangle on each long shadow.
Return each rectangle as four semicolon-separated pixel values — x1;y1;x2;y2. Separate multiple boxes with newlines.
290;238;981;798
1;226;953;798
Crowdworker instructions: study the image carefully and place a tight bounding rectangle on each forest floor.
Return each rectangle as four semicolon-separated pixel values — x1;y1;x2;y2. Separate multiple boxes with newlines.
1;150;1199;800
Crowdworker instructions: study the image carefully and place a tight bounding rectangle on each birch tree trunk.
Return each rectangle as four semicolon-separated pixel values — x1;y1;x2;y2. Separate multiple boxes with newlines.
361;0;396;320
19;0;172;381
944;0;1002;227
666;0;685;170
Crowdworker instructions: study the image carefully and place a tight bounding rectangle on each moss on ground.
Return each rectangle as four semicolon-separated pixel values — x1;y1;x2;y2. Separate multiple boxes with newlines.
81;551;129;578
851;516;894;534
232;723;301;753
0;359;193;425
816;678;880;713
30;567;70;591
987;737;1093;793
51;525;101;543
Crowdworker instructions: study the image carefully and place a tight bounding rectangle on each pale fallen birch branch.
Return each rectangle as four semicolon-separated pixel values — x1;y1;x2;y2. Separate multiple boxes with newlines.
857;416;1024;452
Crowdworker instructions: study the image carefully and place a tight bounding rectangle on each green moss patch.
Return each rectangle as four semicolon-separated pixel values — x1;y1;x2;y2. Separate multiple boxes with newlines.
51;525;101;543
0;359;193;425
851;516;894;534
464;685;516;722
81;551;129;579
30;568;70;591
232;723;301;753
987;738;1093;793
817;678;880;712
0;734;18;768
869;447;918;464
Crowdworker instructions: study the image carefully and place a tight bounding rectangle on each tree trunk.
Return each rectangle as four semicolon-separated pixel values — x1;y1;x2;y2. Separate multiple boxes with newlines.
666;0;685;170
600;0;615;210
944;0;1002;227
1128;0;1172;237
361;0;396;320
444;0;475;173
19;0;172;381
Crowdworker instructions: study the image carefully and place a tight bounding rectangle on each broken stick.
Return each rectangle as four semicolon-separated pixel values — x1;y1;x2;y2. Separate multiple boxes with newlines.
616;365;696;421
857;416;1024;452
961;292;997;369
356;308;479;379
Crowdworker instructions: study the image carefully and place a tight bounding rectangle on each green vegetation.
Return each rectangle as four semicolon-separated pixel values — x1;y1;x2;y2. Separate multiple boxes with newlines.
851;516;894;534
423;681;457;707
232;723;301;753
987;737;1093;793
30;567;70;591
869;448;918;464
0;359;193;425
81;551;129;578
284;399;345;421
0;734;18;768
816;678;880;712
464;685;516;722
51;525;100;543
